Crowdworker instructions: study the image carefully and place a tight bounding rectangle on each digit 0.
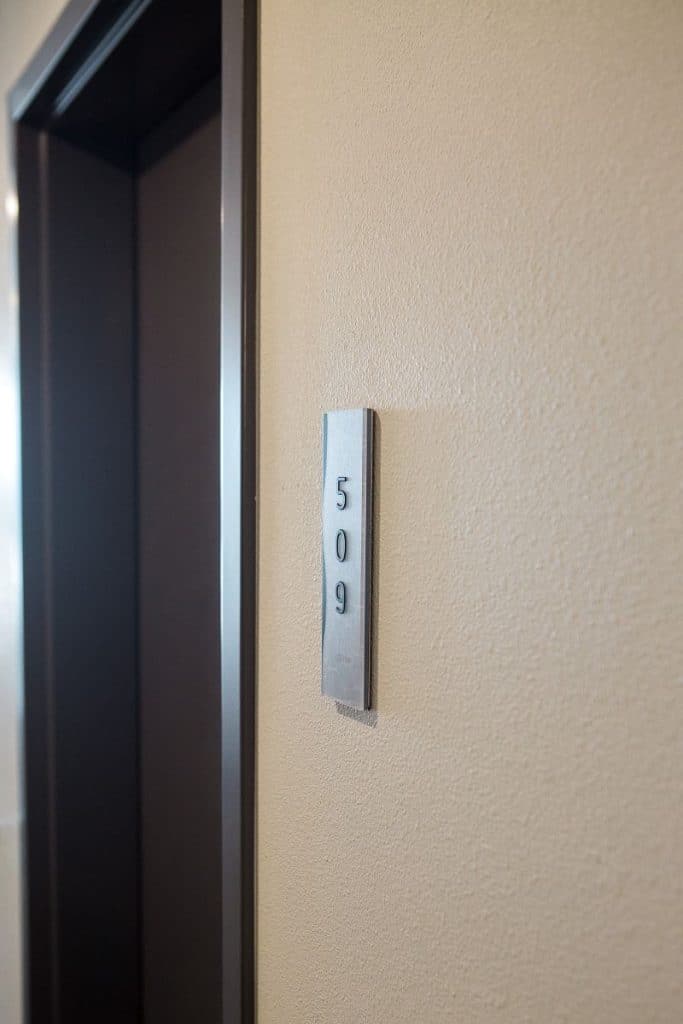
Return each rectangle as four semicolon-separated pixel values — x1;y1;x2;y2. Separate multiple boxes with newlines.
336;529;347;562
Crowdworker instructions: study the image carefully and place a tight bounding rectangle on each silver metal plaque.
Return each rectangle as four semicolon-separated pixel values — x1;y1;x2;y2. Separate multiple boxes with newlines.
322;408;374;709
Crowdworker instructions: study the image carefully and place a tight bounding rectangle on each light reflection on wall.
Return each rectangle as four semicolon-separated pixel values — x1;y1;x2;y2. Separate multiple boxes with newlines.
5;191;19;222
0;375;20;496
1;129;27;1024
1;193;22;598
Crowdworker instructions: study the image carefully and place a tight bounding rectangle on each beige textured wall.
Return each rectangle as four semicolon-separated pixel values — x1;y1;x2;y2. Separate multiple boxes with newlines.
259;2;683;1022
0;3;67;1022
1;2;681;1022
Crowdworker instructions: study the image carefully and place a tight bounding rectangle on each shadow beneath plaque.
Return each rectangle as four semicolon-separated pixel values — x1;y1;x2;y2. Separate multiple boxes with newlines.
336;701;378;728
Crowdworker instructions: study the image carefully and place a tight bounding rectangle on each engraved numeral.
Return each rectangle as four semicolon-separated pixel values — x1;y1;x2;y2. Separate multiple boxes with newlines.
334;475;348;610
336;476;348;509
335;581;346;614
336;529;347;562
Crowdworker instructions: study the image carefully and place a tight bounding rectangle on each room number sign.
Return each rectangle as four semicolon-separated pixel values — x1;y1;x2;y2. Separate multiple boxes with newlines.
322;408;374;709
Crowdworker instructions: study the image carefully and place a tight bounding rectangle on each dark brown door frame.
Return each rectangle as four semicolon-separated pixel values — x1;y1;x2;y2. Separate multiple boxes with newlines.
8;1;256;1020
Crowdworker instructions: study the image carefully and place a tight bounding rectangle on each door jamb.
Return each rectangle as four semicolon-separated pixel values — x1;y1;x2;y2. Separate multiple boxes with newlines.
7;1;257;1020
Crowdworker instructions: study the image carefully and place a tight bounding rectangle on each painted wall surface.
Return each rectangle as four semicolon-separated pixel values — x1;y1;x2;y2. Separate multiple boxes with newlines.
1;2;681;1024
258;2;683;1022
0;3;67;1022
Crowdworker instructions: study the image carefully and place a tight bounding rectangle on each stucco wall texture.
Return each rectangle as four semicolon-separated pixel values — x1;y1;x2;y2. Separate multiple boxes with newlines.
0;1;681;1023
258;2;683;1022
